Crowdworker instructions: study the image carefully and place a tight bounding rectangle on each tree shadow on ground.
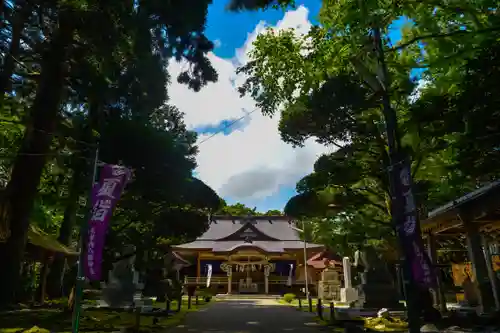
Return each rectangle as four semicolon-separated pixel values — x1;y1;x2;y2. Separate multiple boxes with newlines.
167;300;326;333
0;307;186;333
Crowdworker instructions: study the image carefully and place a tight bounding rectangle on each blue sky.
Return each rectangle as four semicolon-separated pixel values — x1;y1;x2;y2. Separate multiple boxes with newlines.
205;1;323;58
185;1;413;213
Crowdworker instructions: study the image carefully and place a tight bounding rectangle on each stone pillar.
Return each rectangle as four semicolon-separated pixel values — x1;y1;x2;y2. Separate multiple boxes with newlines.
343;257;352;288
425;232;447;312
340;257;358;303
463;217;496;312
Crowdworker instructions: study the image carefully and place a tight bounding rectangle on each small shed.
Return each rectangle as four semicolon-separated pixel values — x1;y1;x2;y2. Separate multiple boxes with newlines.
1;224;79;259
296;250;342;284
306;250;342;270
27;225;79;258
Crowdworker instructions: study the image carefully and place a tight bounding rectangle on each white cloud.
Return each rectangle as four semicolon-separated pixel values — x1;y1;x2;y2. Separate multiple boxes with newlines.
409;78;429;103
168;6;332;203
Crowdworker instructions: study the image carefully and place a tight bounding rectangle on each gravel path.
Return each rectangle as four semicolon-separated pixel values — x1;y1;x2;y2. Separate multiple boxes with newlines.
166;299;326;332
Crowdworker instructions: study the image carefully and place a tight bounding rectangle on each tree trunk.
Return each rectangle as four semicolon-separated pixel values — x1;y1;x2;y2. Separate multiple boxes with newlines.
46;164;86;298
47;116;95;298
0;0;32;97
46;209;76;298
0;17;75;307
38;253;51;304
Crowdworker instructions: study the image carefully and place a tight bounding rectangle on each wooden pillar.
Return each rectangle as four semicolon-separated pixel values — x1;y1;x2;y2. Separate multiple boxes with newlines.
481;235;500;309
196;254;201;278
264;264;272;294
395;262;405;299
426;232;447;312
39;253;50;304
227;267;232;294
221;262;232;294
463;216;496;312
296;258;300;279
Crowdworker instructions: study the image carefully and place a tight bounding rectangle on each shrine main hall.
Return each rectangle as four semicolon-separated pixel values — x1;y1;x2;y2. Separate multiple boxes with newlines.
173;215;324;294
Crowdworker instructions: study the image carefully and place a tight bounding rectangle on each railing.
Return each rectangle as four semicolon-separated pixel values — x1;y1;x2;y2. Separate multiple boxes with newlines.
268;277;289;284
184;276;228;284
268;277;313;285
183;276;313;285
238;282;258;293
294;279;314;285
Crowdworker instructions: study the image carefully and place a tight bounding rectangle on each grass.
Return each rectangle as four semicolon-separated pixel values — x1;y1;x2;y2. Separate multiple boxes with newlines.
278;298;348;324
278;298;348;311
278;298;408;332
0;296;211;333
278;298;352;331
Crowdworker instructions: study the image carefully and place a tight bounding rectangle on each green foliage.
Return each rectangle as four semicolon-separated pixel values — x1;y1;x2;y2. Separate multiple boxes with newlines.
411;40;500;183
263;209;283;215
0;0;227;304
200;290;213;302
216;202;258;216
234;0;500;257
214;202;283;216
0;297;207;333
96;112;223;272
226;0;295;12
283;293;296;303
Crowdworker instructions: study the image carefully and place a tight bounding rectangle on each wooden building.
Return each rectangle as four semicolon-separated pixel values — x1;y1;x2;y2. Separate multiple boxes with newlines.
173;215;324;295
303;250;343;282
421;180;500;312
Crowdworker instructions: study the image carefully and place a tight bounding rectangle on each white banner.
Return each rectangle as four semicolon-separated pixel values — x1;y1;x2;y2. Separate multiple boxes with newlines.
206;264;212;287
287;264;294;286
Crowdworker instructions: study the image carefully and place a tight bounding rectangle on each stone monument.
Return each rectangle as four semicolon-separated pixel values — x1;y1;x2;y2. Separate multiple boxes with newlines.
318;266;341;301
340;257;359;303
101;245;144;308
352;247;403;309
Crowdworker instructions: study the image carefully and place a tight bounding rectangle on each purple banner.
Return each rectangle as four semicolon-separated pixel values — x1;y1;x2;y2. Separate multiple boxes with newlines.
395;161;435;287
84;164;131;281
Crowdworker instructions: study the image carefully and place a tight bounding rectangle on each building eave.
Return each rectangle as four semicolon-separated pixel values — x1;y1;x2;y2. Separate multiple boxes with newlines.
283;242;324;250
424;179;500;222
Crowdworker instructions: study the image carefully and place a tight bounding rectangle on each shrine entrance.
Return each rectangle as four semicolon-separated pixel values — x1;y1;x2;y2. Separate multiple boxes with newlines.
221;253;275;294
175;215;324;296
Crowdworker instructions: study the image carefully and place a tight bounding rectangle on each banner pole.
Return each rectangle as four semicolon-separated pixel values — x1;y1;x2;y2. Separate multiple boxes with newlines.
72;147;99;333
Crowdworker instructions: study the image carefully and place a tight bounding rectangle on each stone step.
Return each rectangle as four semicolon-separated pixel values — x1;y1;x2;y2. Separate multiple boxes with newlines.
215;294;282;300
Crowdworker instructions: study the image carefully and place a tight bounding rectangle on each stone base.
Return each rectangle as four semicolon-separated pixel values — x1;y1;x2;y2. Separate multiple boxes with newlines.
341;287;359;303
318;281;341;301
354;284;404;309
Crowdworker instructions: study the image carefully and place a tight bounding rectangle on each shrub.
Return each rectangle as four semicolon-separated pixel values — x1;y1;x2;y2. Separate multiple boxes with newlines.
202;290;213;302
283;293;296;303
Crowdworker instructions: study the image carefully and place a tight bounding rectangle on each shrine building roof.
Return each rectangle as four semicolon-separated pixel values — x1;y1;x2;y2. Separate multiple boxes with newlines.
173;215;323;253
306;250;342;269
